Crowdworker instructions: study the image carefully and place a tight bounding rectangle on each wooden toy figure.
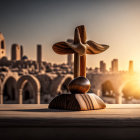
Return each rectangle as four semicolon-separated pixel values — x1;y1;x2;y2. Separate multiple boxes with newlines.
49;25;109;111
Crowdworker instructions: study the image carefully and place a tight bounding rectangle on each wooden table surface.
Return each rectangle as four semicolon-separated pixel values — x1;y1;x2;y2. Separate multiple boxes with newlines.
0;104;140;127
1;104;140;140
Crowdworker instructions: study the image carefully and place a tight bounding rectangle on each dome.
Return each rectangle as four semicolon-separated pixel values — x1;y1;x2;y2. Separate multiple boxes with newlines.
22;55;28;61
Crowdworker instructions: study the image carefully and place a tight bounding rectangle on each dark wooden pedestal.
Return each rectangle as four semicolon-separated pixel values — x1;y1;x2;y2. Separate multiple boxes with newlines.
49;93;106;111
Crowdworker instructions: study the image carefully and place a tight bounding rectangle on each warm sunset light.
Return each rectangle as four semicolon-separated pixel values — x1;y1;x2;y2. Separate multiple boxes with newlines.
1;1;140;140
0;0;140;71
123;75;140;100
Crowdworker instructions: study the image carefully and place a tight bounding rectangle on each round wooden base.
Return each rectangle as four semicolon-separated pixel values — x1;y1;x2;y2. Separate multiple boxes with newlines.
49;93;106;111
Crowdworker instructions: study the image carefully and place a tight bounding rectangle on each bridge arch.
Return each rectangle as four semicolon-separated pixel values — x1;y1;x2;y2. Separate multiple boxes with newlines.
36;74;52;95
119;77;140;100
50;74;73;96
17;75;41;104
101;80;115;97
0;74;18;104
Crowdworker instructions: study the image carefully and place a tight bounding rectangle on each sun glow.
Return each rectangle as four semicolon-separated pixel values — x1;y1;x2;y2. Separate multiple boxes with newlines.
122;74;140;99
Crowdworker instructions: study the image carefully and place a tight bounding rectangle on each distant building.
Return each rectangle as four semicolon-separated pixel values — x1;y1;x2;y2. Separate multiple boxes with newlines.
0;33;6;59
37;44;42;71
20;45;23;59
11;44;21;61
100;60;106;73
94;67;100;73
67;54;72;66
111;59;118;72
129;60;133;73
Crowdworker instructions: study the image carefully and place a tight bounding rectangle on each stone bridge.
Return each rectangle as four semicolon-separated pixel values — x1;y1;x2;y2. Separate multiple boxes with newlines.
0;68;137;104
87;72;138;103
0;69;73;104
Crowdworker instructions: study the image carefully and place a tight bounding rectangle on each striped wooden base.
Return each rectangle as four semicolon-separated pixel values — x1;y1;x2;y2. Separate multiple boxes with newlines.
49;93;106;111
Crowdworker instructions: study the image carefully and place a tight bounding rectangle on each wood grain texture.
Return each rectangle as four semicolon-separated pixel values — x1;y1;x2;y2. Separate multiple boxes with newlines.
50;25;108;111
68;76;90;94
86;40;109;54
76;25;86;44
52;42;74;54
52;25;109;56
49;93;106;111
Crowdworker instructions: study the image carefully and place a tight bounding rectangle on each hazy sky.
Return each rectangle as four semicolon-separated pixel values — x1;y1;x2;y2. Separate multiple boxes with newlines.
1;0;140;71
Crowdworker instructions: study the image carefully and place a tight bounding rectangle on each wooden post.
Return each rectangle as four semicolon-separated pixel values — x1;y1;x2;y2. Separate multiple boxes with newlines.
77;25;87;77
73;27;81;78
74;53;80;78
80;55;86;77
73;25;87;78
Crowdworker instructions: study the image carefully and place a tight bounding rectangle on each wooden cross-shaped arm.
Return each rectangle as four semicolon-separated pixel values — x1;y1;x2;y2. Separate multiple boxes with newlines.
52;25;109;78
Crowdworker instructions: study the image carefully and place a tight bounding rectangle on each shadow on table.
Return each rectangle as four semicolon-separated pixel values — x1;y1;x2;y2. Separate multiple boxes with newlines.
1;107;140;112
0;108;76;112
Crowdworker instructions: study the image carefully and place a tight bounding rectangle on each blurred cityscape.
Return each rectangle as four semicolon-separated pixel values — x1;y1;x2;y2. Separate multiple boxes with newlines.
0;32;139;104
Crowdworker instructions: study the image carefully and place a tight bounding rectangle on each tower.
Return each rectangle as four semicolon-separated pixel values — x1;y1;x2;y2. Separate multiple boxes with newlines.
11;44;21;61
67;54;72;66
37;44;42;71
111;59;118;72
0;33;6;59
20;45;23;60
129;60;133;73
100;60;106;73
